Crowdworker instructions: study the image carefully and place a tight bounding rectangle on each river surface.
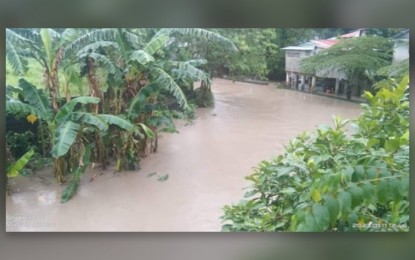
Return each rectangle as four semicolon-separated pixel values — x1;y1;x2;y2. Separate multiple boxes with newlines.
6;78;362;232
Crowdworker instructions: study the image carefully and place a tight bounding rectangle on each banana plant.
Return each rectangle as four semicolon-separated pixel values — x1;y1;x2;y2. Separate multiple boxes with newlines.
6;28;82;114
7;149;35;178
6;78;153;182
6;148;35;196
67;28;235;112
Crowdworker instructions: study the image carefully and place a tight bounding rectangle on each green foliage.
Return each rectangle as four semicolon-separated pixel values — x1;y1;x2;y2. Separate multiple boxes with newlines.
6;29;29;76
6;131;38;158
96;114;135;132
7;28;235;203
55;96;100;122
61;144;93;203
221;76;409;232
202;29;279;80
151;67;189;110
376;59;409;82
60;180;79;203
194;86;214;108
7;149;35;178
300;36;393;85
18;78;52;120
51;121;81;158
138;123;155;139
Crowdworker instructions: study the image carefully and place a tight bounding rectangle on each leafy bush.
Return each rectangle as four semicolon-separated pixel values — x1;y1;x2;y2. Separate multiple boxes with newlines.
194;86;214;108
6;131;37;158
221;76;409;232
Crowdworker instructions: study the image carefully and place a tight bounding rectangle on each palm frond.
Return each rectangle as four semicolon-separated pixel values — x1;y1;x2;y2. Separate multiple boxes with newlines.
130;50;155;65
144;32;170;55
61;180;79;203
39;28;54;67
6;28;35;46
6;84;23;98
70;112;109;132
96;114;136;132
51;121;81;158
138;123;155;139
61;28;80;44
122;29;145;48
164;28;238;51
172;60;210;84
61;144;93;203
18;79;52;120
152;67;189;110
7;149;35;178
76;41;119;57
54;96;100;123
185;59;208;67
64;28;119;58
6;100;44;119
6;39;28;75
127;83;158;119
79;52;121;78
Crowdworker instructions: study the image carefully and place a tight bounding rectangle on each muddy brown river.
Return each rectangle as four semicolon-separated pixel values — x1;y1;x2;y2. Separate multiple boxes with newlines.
6;78;362;231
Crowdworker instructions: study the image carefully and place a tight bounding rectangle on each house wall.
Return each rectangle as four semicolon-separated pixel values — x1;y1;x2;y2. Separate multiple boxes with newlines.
393;41;409;63
285;51;346;79
285;50;312;73
392;30;409;63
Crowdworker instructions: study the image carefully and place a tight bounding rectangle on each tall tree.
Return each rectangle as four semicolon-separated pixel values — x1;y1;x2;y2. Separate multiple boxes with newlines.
300;35;393;97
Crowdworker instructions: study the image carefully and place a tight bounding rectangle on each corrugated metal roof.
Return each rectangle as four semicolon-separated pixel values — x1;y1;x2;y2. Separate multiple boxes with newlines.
282;41;315;51
312;39;339;49
340;30;361;38
283;29;365;50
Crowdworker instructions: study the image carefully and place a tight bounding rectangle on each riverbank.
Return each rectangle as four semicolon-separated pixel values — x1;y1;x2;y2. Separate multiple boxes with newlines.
6;78;362;231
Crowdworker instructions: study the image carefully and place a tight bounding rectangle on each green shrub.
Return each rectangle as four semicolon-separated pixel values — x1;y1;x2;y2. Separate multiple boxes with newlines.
221;76;409;232
194;87;214;108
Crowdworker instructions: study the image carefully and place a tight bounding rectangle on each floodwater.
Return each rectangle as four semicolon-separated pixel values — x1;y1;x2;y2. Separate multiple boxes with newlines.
6;78;362;232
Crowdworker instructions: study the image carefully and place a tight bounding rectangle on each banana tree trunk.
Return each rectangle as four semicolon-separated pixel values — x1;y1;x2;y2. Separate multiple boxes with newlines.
86;57;104;113
54;157;67;184
45;70;60;114
45;47;65;114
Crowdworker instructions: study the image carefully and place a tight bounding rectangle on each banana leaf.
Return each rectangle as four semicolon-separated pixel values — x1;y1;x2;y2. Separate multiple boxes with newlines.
51;121;81;158
7;149;35;178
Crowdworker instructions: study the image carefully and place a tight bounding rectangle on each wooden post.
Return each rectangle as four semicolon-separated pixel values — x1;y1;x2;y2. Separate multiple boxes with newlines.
300;75;305;90
335;78;340;95
293;74;297;89
346;81;352;100
286;73;290;86
311;76;316;93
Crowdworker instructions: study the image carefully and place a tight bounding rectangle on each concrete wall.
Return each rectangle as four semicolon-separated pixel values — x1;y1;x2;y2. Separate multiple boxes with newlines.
393;41;409;63
285;50;312;73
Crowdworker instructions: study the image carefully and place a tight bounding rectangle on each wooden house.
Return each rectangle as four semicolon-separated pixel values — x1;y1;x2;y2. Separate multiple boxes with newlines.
282;29;369;97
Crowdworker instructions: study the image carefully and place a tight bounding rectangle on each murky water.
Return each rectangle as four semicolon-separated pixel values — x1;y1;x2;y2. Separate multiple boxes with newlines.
6;78;362;231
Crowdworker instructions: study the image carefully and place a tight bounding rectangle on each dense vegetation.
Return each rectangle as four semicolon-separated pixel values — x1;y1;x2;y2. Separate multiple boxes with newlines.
221;76;409;232
6;28;409;231
300;36;395;97
6;28;236;202
190;28;405;81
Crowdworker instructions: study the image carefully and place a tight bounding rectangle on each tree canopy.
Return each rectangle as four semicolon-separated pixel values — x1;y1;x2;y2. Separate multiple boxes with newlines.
300;36;394;85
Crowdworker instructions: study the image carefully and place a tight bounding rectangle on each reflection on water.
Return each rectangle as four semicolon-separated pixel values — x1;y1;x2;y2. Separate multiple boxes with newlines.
6;78;362;231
